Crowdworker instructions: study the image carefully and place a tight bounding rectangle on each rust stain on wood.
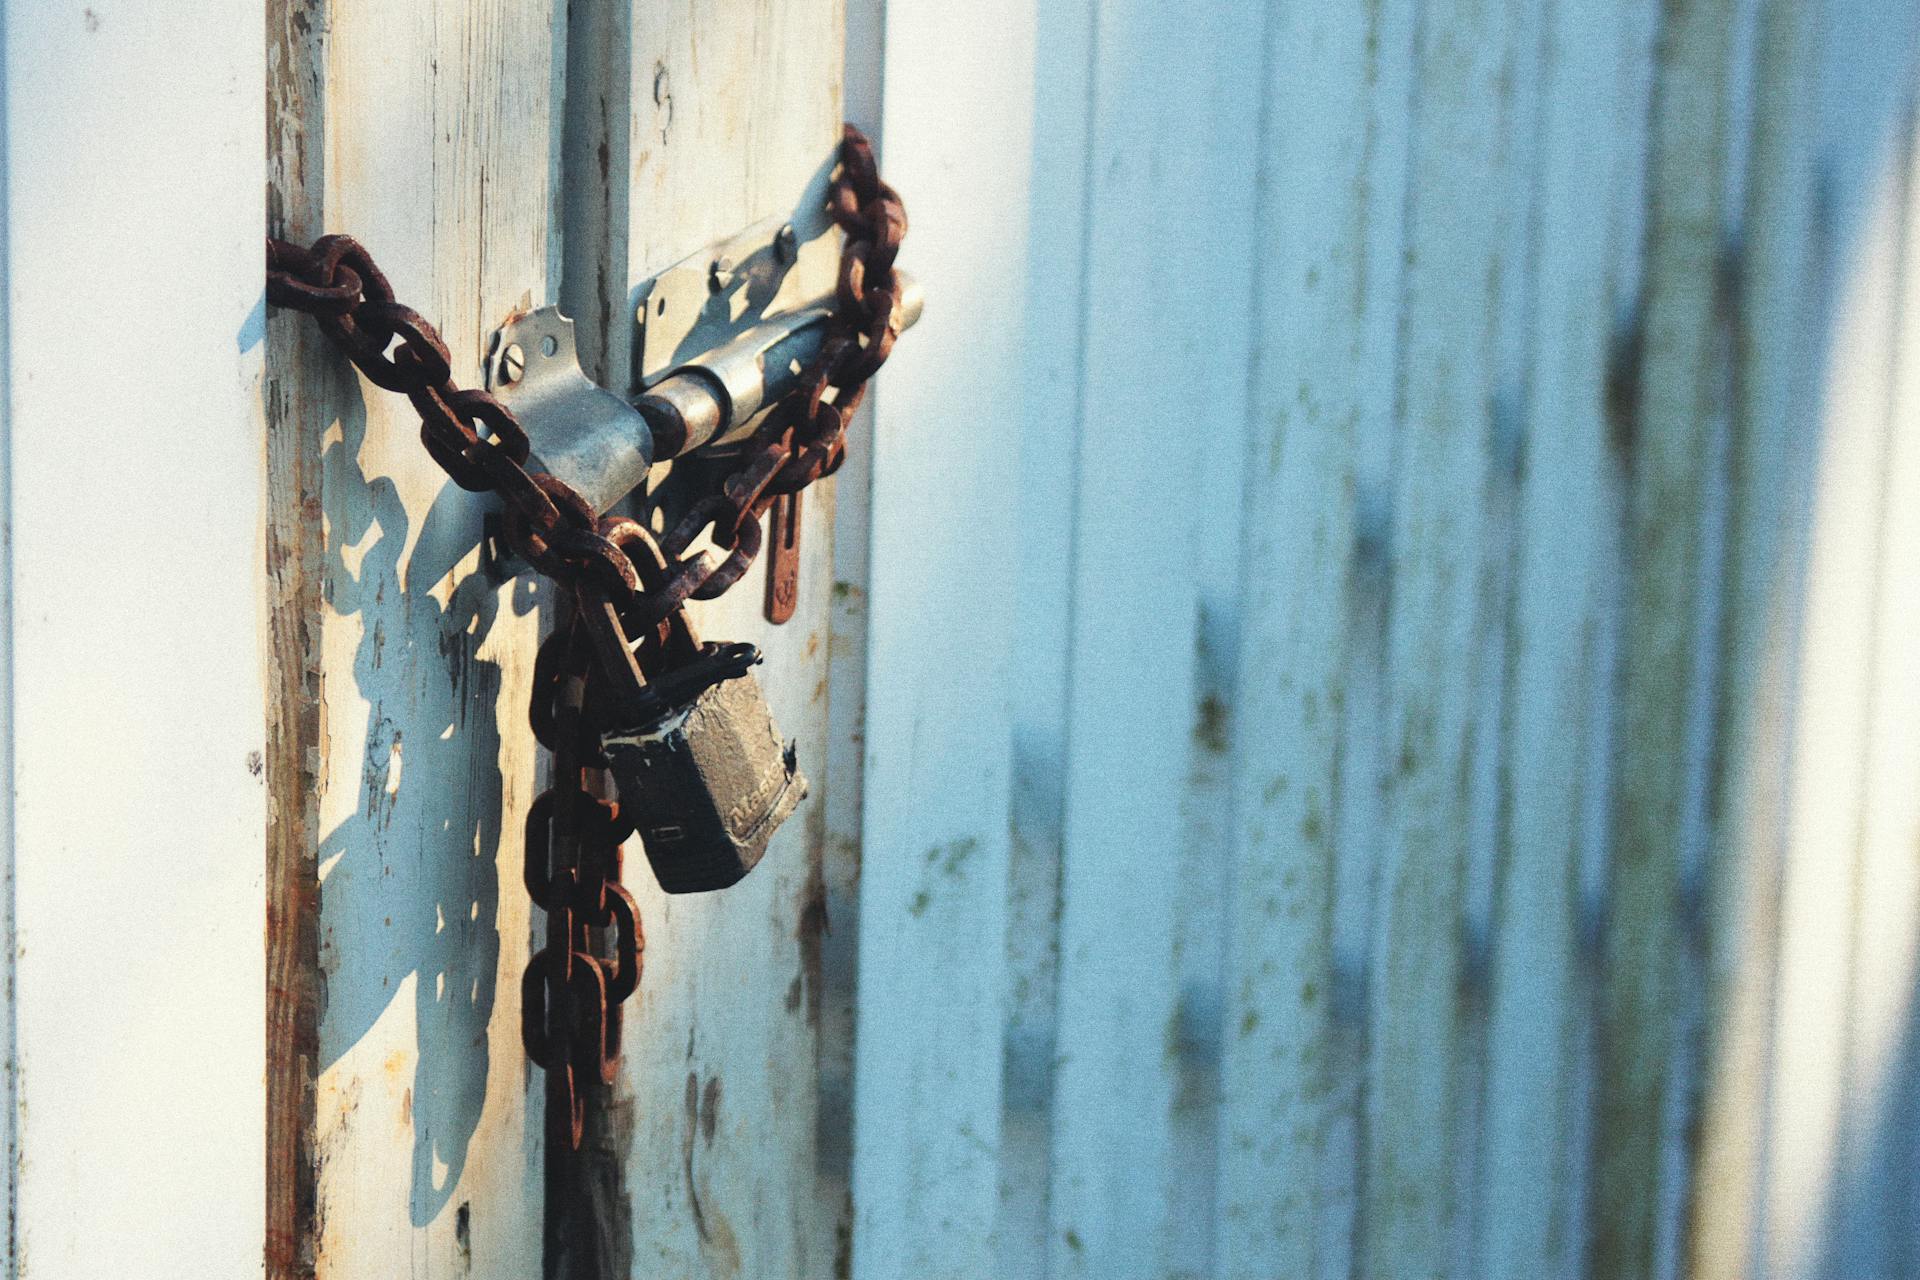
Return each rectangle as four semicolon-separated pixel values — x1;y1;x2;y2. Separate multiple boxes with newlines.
264;1;328;1277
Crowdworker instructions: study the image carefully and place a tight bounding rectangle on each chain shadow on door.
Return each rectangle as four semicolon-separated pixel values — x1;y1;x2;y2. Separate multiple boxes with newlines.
311;368;541;1226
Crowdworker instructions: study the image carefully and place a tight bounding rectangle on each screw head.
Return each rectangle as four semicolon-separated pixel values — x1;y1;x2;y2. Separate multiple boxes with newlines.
500;342;526;385
709;257;735;294
774;224;798;264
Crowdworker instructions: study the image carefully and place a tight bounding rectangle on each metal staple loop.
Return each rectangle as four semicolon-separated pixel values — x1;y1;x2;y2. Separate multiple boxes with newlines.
264;124;905;1151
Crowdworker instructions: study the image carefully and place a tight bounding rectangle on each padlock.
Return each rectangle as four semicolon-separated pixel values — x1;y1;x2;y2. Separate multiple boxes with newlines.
600;651;807;894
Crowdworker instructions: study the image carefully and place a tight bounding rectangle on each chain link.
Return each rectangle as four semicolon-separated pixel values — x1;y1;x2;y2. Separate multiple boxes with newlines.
657;126;910;594
266;125;904;1150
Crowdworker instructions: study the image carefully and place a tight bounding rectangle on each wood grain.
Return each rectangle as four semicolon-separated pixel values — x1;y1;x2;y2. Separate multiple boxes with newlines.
267;1;559;1275
559;4;849;1277
266;2;328;1275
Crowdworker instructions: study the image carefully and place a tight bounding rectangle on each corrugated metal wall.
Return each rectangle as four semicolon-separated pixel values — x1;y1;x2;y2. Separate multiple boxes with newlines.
847;1;1920;1277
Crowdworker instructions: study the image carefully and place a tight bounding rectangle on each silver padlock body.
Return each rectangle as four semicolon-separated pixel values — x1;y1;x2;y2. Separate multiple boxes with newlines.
600;671;807;894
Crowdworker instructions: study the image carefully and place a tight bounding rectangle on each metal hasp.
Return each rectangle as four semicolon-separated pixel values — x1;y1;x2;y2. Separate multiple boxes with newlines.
484;309;650;514
488;219;924;518
637;280;925;459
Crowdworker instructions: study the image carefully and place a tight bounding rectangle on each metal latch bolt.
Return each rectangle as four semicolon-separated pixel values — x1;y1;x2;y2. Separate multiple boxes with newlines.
487;221;923;519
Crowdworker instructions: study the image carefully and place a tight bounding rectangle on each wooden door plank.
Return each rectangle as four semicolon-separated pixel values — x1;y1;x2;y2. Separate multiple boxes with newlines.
847;4;1032;1275
1852;88;1920;1273
1563;12;1663;1274
1834;104;1920;1275
266;5;327;1272
822;9;880;1265
825;6;882;1262
995;0;1092;1271
1588;0;1747;1272
556;4;849;1277
1759;161;1893;1278
1;0;267;1273
1458;0;1551;1272
1039;3;1263;1279
1161;23;1266;1276
267;2;561;1274
1217;5;1419;1275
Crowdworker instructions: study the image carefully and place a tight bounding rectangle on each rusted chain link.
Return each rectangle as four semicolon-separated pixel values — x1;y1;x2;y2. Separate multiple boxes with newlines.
658;125;910;612
265;124;904;1150
267;231;650;1146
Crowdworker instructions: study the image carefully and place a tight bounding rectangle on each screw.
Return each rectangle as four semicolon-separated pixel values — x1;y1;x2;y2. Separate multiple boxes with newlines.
774;224;798;264
709;257;734;294
499;342;526;385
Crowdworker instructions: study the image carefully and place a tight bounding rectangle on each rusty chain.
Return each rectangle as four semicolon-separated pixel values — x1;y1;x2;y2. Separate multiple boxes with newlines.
667;124;910;619
265;125;905;1149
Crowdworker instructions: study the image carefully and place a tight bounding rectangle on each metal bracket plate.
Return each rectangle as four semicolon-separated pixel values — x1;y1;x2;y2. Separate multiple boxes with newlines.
635;212;840;388
484;308;654;515
484;211;913;516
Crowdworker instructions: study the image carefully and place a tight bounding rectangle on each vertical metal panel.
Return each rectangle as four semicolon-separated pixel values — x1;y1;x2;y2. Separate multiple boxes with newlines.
846;2;1031;1274
845;2;1920;1278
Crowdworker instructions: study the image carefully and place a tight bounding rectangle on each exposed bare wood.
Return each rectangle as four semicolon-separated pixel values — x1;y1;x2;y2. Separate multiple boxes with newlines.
265;2;329;1275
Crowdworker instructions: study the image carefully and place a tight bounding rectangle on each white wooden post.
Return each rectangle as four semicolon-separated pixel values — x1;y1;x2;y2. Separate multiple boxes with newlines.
1;0;267;1274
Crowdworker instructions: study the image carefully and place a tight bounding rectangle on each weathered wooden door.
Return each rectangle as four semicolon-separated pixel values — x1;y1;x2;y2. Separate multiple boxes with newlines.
264;2;886;1276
